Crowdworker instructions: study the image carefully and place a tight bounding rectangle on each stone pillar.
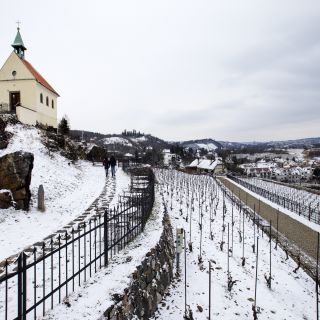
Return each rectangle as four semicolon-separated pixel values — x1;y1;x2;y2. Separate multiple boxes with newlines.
38;185;45;211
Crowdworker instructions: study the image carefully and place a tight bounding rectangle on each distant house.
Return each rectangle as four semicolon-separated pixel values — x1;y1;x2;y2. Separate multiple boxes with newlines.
186;158;223;174
163;149;181;167
271;166;313;183
0;27;59;128
240;160;276;178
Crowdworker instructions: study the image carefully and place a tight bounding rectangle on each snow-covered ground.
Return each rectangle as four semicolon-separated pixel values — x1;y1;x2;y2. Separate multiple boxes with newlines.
153;170;317;320
0;124;134;320
103;136;133;146
130;136;147;142
0;124;105;260
42;186;164;320
197;142;217;151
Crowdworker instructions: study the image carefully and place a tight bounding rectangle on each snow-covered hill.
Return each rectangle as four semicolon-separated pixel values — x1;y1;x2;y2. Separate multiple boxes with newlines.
179;138;222;152
71;129;171;155
0;123;106;259
218;137;320;150
179;137;320;151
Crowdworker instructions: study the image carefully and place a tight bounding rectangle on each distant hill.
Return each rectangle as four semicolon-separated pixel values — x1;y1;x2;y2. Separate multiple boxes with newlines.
217;137;320;150
179;137;320;150
70;130;171;155
71;130;320;154
178;138;222;152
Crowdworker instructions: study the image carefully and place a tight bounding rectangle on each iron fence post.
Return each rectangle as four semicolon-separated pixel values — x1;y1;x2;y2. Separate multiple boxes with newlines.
17;253;22;319
17;252;27;320
104;209;109;266
22;252;27;320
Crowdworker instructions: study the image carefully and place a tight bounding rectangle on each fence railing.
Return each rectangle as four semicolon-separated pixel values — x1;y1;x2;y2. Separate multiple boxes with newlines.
0;168;154;320
227;174;320;224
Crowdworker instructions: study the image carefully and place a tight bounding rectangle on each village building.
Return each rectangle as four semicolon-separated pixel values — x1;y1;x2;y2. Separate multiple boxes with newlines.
162;149;181;167
0;27;59;128
186;157;224;174
240;159;314;182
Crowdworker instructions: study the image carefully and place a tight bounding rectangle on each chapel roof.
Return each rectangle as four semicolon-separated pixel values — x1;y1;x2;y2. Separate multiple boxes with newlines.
20;58;60;96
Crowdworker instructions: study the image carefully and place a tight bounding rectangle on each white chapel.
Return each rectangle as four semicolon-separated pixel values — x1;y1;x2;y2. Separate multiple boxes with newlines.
0;27;59;128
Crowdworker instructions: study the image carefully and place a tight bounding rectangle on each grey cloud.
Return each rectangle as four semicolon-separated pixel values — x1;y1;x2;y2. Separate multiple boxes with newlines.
1;0;319;141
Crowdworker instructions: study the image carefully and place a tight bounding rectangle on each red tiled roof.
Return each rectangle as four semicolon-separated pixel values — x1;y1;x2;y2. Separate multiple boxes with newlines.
21;58;59;96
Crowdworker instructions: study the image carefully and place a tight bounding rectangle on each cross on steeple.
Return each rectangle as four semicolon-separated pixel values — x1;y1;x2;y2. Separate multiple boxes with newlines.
16;20;21;29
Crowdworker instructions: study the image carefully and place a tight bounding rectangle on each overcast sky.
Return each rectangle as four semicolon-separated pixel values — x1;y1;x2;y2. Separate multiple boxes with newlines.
1;0;320;142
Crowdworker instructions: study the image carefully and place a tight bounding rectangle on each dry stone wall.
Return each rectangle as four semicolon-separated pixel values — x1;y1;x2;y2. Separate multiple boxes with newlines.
103;212;174;320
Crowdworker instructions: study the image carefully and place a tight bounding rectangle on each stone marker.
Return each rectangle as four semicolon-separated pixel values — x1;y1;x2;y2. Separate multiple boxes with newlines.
38;185;45;211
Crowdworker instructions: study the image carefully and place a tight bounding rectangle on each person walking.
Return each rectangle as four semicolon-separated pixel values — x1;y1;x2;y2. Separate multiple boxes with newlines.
103;157;110;177
110;155;117;177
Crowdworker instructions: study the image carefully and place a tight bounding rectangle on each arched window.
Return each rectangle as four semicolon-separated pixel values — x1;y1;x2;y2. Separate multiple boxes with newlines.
46;96;49;106
51;100;54;109
40;93;43;103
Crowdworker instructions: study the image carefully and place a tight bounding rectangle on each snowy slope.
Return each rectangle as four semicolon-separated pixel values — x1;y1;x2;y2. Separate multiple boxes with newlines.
0;124;106;260
181;140;220;152
103;136;133;146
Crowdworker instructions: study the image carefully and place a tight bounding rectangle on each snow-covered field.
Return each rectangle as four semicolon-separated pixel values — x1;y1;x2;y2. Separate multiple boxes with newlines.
0;124;106;260
130;136;147;142
153;170;317;320
197;142;217;151
103;136;133;146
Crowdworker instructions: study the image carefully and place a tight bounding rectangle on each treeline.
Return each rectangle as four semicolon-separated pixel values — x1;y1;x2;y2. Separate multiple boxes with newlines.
70;130;106;141
121;129;144;137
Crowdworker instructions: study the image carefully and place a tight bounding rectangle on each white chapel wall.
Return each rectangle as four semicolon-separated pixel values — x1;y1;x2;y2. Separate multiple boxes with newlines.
16;106;37;125
0;52;33;80
0;52;37;112
35;83;58;128
0;52;58;128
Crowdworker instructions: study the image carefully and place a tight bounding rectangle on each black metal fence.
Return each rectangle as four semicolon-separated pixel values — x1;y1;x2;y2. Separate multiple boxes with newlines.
227;174;320;224
0;169;154;320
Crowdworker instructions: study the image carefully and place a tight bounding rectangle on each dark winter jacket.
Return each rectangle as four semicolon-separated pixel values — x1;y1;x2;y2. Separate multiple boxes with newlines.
103;158;110;169
110;156;117;167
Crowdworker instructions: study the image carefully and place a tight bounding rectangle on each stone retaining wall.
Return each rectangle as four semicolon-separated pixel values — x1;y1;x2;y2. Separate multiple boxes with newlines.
103;212;174;320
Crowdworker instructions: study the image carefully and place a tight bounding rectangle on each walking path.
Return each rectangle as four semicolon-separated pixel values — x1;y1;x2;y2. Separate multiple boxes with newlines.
0;167;130;276
42;185;163;320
